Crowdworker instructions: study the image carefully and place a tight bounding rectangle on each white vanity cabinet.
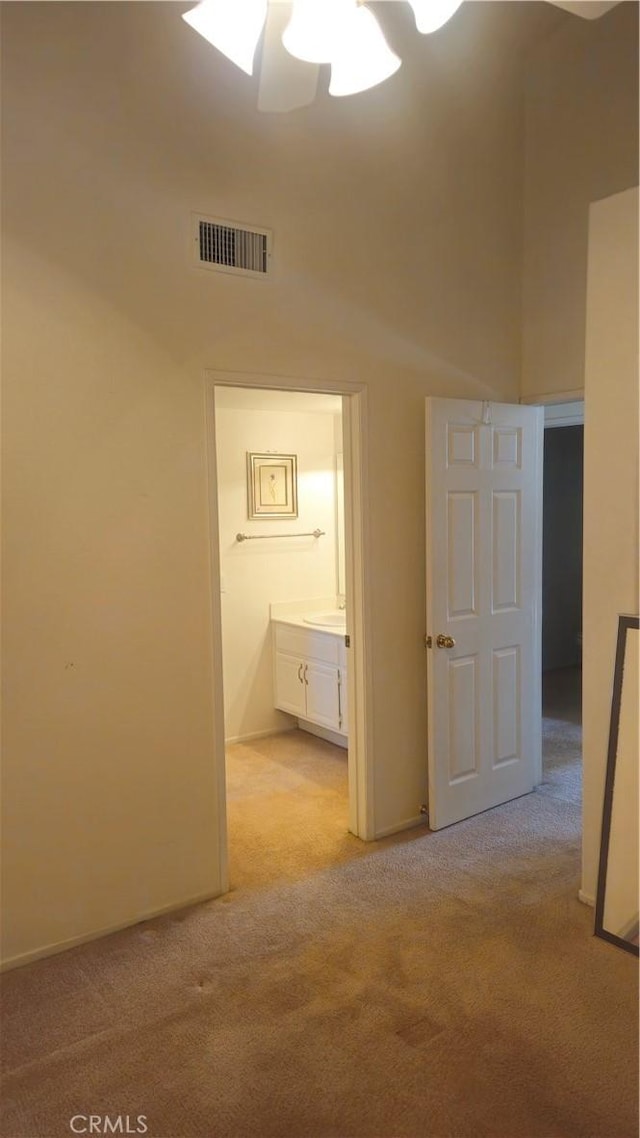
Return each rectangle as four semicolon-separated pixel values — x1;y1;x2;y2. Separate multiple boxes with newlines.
272;621;348;737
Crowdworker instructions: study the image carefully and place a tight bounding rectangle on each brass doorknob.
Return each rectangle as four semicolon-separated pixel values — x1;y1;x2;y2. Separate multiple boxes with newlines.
436;634;456;649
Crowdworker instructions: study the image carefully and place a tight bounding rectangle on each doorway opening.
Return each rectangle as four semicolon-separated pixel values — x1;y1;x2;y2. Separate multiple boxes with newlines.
205;375;371;895
540;401;584;809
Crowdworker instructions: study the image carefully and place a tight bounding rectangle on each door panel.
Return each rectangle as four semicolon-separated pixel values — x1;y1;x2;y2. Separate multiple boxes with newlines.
492;491;520;611
492;646;520;766
492;426;522;469
426;398;543;830
448;655;479;782
447;492;477;618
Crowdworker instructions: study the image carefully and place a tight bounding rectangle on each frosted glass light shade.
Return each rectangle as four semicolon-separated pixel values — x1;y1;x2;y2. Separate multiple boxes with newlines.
182;0;268;75
407;0;464;34
282;0;355;65
329;5;401;97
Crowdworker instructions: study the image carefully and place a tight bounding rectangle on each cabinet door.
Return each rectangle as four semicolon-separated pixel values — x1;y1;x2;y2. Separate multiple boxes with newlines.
274;652;306;717
304;661;341;730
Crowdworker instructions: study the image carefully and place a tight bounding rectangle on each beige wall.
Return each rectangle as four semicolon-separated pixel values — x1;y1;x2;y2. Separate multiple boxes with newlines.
215;393;339;742
582;186;639;903
2;235;223;965
521;1;639;401
1;0;540;964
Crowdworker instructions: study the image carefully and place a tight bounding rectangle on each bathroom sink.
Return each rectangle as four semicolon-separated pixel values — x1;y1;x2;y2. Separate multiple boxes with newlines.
303;612;346;628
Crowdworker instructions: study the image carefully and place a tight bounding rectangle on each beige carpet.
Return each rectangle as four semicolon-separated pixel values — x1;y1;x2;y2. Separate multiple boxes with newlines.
225;730;354;891
1;699;638;1138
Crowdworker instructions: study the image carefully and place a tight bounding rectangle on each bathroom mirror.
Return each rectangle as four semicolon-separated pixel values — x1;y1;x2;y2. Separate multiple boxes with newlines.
595;615;639;955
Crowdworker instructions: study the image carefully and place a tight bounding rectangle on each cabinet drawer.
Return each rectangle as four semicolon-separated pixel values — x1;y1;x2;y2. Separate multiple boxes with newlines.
273;623;340;665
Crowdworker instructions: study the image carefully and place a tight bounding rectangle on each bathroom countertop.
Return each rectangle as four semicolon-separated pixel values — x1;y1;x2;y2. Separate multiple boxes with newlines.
270;613;346;637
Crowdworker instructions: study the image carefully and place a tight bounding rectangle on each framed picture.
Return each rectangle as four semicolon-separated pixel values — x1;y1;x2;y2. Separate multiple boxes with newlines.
247;452;298;519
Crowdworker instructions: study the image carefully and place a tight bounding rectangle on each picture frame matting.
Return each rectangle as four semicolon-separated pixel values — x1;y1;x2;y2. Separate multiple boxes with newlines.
247;452;298;519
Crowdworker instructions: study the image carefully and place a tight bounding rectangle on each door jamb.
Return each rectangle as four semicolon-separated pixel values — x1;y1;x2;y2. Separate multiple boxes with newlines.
542;402;585;429
520;388;584;407
203;369;375;894
524;393;585;789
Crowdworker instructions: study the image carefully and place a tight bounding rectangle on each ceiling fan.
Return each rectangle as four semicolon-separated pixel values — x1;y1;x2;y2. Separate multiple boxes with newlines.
181;0;624;113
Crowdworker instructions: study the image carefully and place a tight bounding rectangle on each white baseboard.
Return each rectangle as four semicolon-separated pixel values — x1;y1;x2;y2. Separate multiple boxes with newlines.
578;889;596;907
225;726;296;746
298;720;348;749
374;814;429;840
0;889;221;973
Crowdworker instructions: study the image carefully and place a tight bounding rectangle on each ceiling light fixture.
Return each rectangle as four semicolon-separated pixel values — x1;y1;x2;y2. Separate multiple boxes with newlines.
181;0;268;76
407;0;464;35
282;0;400;96
327;4;401;97
281;0;353;64
181;0;465;108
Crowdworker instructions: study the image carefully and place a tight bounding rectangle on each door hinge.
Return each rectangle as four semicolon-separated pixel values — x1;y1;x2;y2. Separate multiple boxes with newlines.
424;635;432;648
344;634;350;648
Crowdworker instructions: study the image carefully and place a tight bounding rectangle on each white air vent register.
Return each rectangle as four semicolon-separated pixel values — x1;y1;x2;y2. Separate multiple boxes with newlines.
193;213;272;278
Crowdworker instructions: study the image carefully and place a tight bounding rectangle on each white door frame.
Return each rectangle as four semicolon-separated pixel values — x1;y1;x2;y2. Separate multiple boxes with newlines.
204;369;375;892
543;402;584;429
520;388;584;407
522;392;585;785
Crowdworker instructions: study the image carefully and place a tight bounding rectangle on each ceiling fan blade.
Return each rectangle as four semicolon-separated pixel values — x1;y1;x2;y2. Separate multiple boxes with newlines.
257;2;319;113
543;0;622;18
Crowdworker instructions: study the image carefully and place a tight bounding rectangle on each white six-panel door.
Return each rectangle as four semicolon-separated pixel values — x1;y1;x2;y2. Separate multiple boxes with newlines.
425;399;543;830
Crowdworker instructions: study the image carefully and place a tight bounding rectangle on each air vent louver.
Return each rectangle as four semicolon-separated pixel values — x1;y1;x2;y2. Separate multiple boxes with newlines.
194;214;271;278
